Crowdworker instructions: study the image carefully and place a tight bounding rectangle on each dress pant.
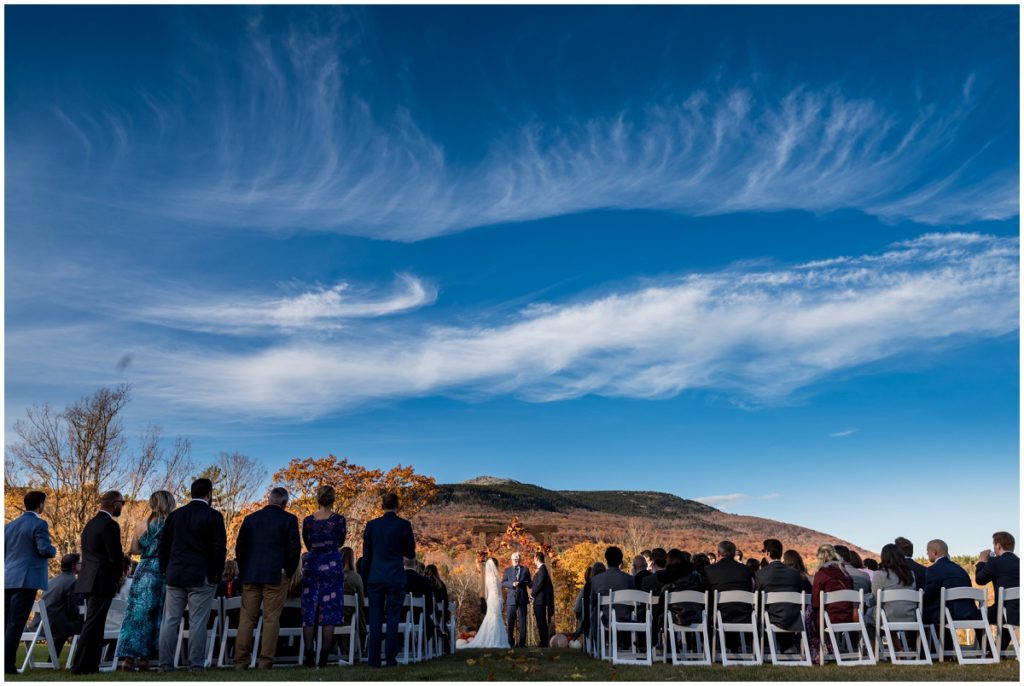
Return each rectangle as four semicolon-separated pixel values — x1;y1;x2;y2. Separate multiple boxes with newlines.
5;589;38;673
158;582;217;670
71;593;114;674
506;602;528;648
988;604;1016;650
367;582;404;667
533;603;551;648
233;581;289;669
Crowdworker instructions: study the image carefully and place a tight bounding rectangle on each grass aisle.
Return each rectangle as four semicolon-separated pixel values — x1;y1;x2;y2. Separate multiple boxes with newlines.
9;647;1021;681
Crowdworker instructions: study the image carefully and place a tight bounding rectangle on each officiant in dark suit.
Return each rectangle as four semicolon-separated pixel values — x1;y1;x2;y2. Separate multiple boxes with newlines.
530;552;555;647
502;552;532;647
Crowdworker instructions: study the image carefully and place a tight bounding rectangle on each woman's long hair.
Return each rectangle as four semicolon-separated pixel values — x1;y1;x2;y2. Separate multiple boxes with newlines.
783;549;807;575
341;546;356;573
148;490;176;525
878;543;915;587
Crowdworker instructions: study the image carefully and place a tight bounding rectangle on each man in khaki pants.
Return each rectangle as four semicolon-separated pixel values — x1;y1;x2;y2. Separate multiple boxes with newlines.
233;487;301;669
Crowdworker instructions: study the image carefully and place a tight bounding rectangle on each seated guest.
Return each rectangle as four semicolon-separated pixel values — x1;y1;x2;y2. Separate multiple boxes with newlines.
863;558;879;574
217;560;240;598
589;547;634;648
746;558;761;578
756;538;804;650
640;548;668;595
425;564;449;652
660;549;703;627
341;547;366;644
895;537;928;591
692;553;711;587
782;550;812;593
35;553;84;659
704;541;754;651
812;544;854;626
923;539;980;630
404;557;435;638
867;544;917;636
632;555;651;588
573;562;604;641
975;531;1019;650
833;545;872;595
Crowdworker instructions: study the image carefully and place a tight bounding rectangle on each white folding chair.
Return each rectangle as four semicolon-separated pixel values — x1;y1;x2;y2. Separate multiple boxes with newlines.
174;599;221;668
761;591;811;666
447;601;458;656
327;594;360;666
273;597;306;666
608;589;652;665
711;590;760;666
63;603;88;670
18;599;61;672
217;596;243;667
938;587;998;664
818;589;875;665
874;588;931;665
663;590;711;665
596;593;612;661
96;597;128;672
368;593;415;665
996;586;1020;661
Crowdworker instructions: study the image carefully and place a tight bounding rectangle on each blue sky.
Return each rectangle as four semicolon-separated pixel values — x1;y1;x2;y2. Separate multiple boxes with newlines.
5;5;1019;554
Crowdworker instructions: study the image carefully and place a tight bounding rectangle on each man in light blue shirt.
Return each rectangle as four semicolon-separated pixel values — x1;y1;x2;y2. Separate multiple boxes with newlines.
5;490;57;673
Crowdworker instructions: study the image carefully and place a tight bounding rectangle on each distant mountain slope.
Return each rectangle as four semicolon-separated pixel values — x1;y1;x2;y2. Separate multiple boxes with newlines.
417;477;872;560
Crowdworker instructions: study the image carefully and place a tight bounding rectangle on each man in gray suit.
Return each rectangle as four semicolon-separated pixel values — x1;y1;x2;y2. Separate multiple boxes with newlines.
40;553;84;658
589;546;635;650
4;490;58;674
755;538;803;652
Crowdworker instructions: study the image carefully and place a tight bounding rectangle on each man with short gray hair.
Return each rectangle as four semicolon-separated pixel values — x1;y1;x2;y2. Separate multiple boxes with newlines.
233;487;300;669
923;538;978;630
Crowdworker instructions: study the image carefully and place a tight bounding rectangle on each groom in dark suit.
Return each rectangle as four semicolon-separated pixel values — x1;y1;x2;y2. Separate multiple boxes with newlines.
530;552;555;647
502;552;531;648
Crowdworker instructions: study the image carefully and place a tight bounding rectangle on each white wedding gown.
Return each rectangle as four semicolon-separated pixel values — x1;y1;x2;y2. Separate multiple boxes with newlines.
459;559;511;649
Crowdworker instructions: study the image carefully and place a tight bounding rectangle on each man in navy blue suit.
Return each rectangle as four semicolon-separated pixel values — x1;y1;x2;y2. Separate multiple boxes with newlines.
975;531;1019;649
363;493;416;667
502;552;532;647
923;538;981;648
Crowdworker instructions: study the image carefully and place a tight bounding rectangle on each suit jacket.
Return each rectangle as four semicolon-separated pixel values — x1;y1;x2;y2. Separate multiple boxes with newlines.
589;567;635;623
633;569;652;590
42;572;83;638
362;511;415;586
4;512;57;590
704;558;755;623
502;565;532;607
530;564;555;614
923;556;979;625
976;552;1020;625
159;500;227;588
235;504;300;585
756;561;804;631
75;512;122;596
907;557;928;592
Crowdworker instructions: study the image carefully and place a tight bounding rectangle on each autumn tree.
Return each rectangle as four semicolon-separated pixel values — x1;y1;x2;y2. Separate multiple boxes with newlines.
184;452;267;528
268;455;438;551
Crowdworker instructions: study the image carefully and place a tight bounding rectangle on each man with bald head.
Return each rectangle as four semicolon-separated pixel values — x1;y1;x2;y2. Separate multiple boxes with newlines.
923;539;980;633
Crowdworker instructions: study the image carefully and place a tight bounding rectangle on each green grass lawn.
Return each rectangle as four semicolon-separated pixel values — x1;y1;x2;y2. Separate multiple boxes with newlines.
9;646;1020;681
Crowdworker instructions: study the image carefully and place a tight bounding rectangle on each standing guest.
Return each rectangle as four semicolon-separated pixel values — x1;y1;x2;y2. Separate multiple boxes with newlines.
117;491;175;671
71;491;124;674
341;547;366;645
34;553;84;660
425;564;450;653
363;492;416;668
502;552;532;648
632;555;652;589
300;485;346;668
157;478;226;673
975;531;1020;650
704;541;754;652
4;491;57;674
756;539;804;651
217;560;240;599
530;552;555;648
782;550;813;593
894;537;928;591
233;487;300;670
866;544;917;636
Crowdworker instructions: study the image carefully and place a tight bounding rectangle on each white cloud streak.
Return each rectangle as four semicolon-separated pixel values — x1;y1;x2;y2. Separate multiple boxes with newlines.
42;14;1018;240
116;232;1017;418
829;429;858;438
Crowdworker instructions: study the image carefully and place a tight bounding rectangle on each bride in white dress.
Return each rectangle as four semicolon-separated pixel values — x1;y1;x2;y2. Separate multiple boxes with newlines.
459;558;511;649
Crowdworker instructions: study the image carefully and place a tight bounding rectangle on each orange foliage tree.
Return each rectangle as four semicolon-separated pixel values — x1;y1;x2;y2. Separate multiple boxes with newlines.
551;540;614;635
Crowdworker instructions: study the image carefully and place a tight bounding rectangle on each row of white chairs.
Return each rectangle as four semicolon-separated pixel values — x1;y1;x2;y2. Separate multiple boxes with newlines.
586;586;1020;667
19;593;458;672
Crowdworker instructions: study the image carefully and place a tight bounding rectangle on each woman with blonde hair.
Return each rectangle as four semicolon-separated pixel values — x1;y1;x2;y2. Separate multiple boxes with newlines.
810;543;854;662
300;485;346;667
117;490;176;671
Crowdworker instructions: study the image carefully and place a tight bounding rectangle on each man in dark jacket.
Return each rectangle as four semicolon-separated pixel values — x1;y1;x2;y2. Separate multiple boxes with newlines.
704;540;754;653
530;552;555;647
35;553;84;659
233;487;300;669
71;491;124;674
923;537;980;653
363;492;416;667
157;478;227;672
975;531;1020;649
755;538;804;651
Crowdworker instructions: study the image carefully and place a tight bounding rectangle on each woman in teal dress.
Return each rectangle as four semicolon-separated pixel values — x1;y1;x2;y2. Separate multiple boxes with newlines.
116;491;175;671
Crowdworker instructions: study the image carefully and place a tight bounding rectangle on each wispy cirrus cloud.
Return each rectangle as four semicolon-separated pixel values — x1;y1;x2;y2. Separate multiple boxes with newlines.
829;428;858;438
37;12;1017;241
87;231;1014;419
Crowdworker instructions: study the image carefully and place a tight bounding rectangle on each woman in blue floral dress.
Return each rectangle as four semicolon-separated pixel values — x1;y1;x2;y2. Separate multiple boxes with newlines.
301;485;346;667
116;491;175;671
